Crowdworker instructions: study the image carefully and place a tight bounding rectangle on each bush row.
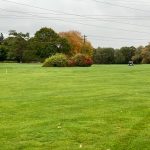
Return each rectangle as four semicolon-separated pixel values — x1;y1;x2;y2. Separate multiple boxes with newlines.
43;53;93;67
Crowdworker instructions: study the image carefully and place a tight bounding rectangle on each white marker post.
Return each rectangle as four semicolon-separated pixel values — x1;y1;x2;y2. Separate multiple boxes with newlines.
6;68;8;75
5;68;8;81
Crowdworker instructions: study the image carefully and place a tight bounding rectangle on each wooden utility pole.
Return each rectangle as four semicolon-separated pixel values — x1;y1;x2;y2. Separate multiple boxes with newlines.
83;35;87;44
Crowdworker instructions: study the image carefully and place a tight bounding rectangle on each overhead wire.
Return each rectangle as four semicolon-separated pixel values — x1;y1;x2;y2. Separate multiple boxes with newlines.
92;0;150;13
1;0;150;43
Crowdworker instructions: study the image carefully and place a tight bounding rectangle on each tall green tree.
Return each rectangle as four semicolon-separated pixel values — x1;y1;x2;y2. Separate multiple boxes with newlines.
29;27;71;61
93;47;115;64
3;30;29;62
0;33;4;44
0;46;7;61
0;33;7;61
120;46;136;63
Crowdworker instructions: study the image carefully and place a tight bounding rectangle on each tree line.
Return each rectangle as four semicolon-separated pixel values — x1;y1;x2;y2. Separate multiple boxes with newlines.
0;27;93;63
93;45;150;64
0;27;150;64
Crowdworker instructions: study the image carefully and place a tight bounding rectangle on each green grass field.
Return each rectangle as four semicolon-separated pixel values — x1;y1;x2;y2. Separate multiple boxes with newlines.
0;63;150;150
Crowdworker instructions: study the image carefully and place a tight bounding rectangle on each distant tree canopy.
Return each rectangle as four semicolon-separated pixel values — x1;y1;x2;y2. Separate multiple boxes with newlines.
2;28;72;62
3;30;29;62
114;49;125;64
1;27;150;64
34;27;59;42
141;44;150;64
132;46;143;64
93;46;144;64
93;47;115;64
119;46;136;64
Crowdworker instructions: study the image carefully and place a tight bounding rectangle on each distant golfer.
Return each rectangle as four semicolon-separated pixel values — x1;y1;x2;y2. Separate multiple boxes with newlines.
128;61;134;66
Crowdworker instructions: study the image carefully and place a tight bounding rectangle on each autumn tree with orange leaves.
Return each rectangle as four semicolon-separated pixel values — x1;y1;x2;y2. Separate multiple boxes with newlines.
59;31;93;56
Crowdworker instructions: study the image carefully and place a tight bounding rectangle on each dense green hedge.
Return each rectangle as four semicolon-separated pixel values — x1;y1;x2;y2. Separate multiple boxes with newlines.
43;53;93;67
72;53;93;67
43;53;68;67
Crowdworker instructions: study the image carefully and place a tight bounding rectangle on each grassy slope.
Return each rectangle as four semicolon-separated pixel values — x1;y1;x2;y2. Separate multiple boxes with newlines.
0;63;149;150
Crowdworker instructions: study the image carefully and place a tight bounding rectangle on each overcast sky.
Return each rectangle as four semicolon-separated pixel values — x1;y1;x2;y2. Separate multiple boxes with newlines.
1;0;150;48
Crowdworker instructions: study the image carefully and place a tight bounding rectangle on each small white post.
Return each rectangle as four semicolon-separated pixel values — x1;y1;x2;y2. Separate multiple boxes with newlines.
6;68;8;75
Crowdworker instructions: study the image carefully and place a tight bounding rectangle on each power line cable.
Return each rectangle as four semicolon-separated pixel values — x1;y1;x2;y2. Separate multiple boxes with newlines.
1;8;150;29
92;0;150;13
88;35;150;41
1;0;150;36
2;7;150;20
1;13;150;35
0;0;95;18
3;0;150;19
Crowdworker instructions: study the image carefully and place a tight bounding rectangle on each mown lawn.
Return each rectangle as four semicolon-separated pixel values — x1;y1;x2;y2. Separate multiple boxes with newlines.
0;63;150;150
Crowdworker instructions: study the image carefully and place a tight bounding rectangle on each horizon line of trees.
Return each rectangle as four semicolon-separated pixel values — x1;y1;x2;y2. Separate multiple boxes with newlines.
0;27;93;63
0;27;150;64
93;45;150;64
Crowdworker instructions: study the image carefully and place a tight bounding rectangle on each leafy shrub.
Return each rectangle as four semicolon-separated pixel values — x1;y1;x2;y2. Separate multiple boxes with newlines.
43;53;68;67
68;59;76;67
72;53;93;67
